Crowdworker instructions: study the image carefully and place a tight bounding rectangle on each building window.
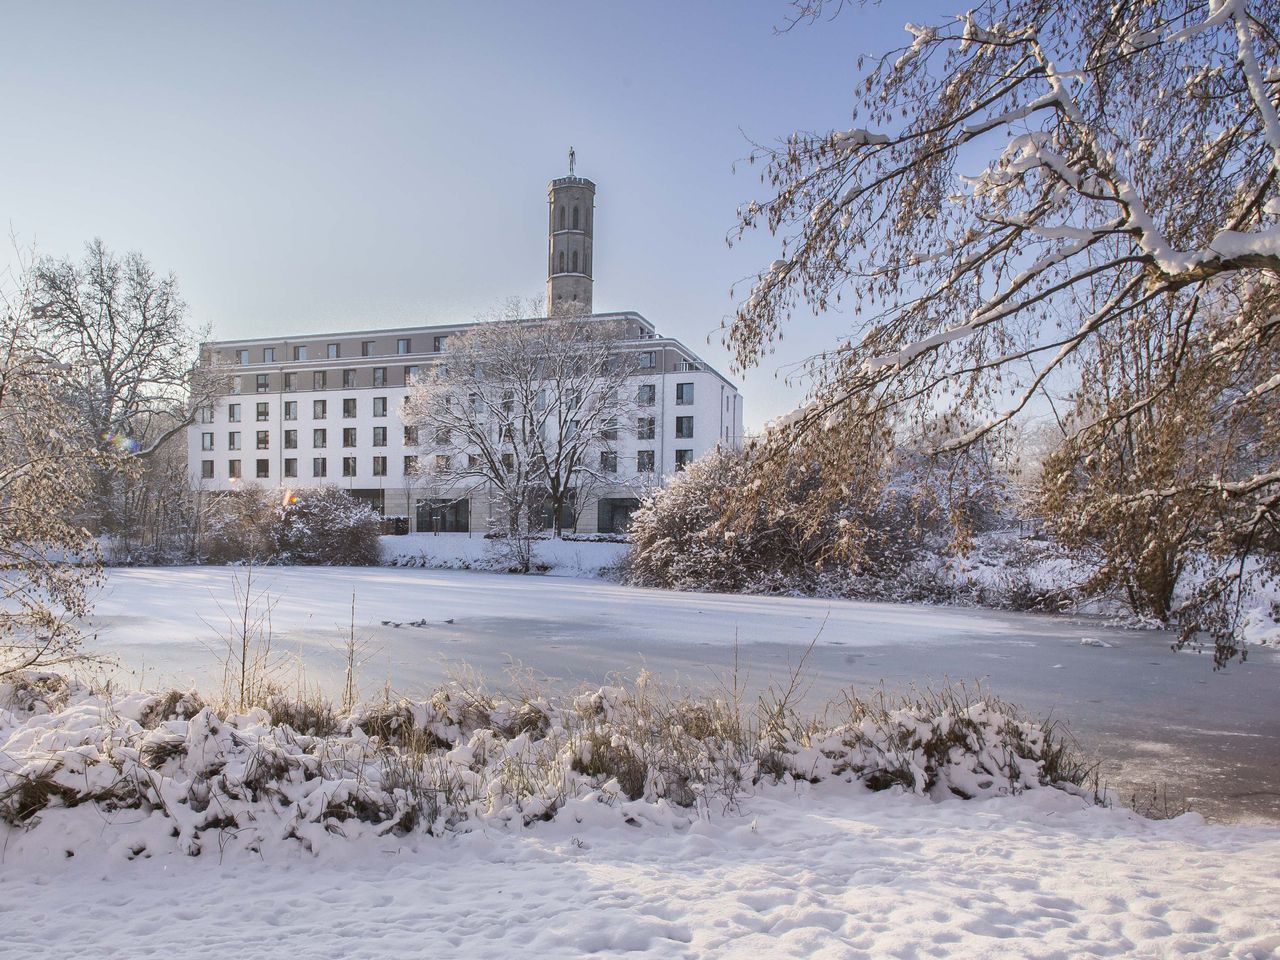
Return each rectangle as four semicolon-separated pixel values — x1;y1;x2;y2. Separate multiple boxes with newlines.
675;448;693;470
676;416;694;439
639;351;656;369
263;347;275;363
256;431;269;450
602;418;618;441
199;406;215;424
343;369;357;388
313;428;327;448
404;425;419;445
228;431;241;450
373;367;387;386
313;457;327;478
636;417;655;440
201;432;214;451
201;460;214;479
256;459;269;479
327;343;340;360
373;426;387;447
597;497;640;534
599;451;617;473
343;398;357;418
229;376;242;395
284;458;297;478
434;454;451;474
403;455;418;475
284;430;297;449
227;403;240;422
342;456;357;477
433;336;447;352
361;340;375;357
293;346;307;361
228;459;241;479
313;399;326;419
235;349;249;365
676;382;694;405
637;450;655;473
373;396;387;417
342;427;357;447
403;366;419;385
372;456;387;477
397;338;411;355
284;401;297;420
637;383;656;406
501;452;514;473
313;371;326;391
284;372;297;392
256;374;269;393
256;402;269;421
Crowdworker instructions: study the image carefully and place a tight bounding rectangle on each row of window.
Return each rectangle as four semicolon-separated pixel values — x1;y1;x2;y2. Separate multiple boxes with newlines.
556;204;587;231
204;415;693;452
232;337;446;366
230;366;424;395
201;448;694;482
215;397;394;423
213;382;688;422
554;249;590;274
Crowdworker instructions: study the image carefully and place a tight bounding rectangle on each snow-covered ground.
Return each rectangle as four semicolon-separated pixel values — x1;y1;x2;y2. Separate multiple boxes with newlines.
7;564;1278;958
81;566;1280;824
3;784;1278;959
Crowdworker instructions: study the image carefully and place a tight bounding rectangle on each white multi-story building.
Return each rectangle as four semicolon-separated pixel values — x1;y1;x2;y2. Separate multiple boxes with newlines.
188;162;744;534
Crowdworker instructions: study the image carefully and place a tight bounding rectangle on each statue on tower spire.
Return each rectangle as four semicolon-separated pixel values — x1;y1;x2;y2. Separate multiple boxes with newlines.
568;146;576;177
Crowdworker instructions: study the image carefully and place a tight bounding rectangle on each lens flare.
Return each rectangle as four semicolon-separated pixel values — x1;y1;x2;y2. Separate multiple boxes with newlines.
100;431;141;454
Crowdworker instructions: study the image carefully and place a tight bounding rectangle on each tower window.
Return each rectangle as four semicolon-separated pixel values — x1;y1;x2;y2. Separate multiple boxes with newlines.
572;250;579;272
573;206;579;229
558;206;566;229
559;251;565;272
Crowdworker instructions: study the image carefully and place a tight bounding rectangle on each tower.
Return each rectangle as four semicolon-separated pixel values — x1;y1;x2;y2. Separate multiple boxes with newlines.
546;149;595;316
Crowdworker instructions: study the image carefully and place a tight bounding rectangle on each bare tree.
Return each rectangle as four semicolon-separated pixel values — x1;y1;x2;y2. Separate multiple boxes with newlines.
32;239;226;533
403;299;641;550
0;257;103;678
732;0;1280;661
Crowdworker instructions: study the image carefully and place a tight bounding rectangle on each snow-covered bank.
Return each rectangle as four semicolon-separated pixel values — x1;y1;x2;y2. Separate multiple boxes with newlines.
380;532;628;577
3;676;1278;957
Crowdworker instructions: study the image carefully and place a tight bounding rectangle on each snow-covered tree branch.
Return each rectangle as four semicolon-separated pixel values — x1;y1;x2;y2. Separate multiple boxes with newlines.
733;0;1280;662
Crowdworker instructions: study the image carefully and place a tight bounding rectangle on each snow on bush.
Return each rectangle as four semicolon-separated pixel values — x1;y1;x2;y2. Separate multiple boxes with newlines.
0;672;1086;859
201;486;381;566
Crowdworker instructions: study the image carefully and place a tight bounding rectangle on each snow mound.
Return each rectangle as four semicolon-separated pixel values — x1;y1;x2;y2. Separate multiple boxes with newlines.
1;674;1080;860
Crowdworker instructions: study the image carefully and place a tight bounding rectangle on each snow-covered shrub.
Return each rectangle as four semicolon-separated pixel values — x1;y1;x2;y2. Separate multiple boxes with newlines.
0;671;1088;857
626;447;838;592
201;487;380;566
275;487;381;565
201;486;279;563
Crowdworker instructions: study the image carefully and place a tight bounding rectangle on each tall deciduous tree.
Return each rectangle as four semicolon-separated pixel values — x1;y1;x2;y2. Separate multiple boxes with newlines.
0;259;102;678
733;0;1280;662
33;239;224;534
403;299;640;551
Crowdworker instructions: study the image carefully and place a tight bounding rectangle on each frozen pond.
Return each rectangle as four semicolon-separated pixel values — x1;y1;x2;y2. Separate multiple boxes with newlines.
84;566;1280;824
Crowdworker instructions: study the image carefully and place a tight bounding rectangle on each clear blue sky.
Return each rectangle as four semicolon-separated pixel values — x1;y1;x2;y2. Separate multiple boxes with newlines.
2;1;950;428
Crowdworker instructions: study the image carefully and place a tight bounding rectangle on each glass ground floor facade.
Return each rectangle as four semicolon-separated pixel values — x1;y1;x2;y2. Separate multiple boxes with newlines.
350;485;643;535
